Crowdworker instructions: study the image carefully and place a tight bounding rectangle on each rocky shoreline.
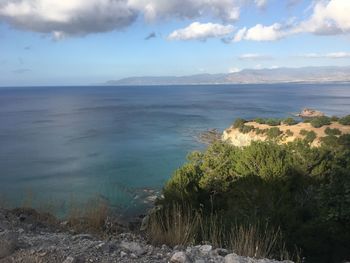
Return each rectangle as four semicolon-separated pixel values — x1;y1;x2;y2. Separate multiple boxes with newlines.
0;208;293;263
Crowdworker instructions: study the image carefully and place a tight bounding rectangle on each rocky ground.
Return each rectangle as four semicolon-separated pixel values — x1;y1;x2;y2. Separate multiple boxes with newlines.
0;208;293;263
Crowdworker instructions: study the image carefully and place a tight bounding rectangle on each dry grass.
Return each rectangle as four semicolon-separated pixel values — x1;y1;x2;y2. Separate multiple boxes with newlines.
146;205;297;260
146;204;199;247
198;213;225;248
67;197;110;234
229;223;290;260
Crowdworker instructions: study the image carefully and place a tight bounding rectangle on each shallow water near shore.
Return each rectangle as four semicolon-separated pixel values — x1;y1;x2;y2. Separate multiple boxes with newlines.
1;83;350;217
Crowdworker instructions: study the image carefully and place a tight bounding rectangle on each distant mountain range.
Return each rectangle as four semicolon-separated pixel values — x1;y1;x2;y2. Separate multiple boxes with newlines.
105;66;350;86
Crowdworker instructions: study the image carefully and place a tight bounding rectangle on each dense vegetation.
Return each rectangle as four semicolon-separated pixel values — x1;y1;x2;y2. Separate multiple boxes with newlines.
151;128;350;263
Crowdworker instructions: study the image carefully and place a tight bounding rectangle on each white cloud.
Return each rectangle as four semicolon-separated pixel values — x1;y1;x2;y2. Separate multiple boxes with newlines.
0;0;248;38
301;52;350;59
0;0;137;38
233;23;286;42
168;22;234;41
128;0;241;22
255;0;267;8
233;0;350;43
229;67;241;73
239;53;272;60
296;0;350;35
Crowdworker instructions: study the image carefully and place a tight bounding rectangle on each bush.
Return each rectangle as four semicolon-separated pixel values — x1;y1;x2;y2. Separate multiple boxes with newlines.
255;128;267;135
158;139;350;262
299;129;308;136
282;118;297;126
266;127;282;139
338;134;350;147
339;115;350;125
304;131;316;143
239;125;255;134
330;116;339;122
254;118;266;124
265;118;281;126
285;129;294;137
310;116;331;128
300;129;317;143
233;118;247;129
325;127;341;136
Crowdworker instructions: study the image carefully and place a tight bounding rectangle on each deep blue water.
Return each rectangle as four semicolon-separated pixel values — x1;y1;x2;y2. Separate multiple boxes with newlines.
0;84;350;216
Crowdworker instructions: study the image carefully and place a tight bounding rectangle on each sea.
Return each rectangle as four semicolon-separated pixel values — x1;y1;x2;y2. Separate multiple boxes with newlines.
0;83;349;217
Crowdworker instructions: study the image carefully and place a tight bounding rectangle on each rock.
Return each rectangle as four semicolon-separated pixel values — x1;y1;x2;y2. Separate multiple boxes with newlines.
72;234;94;240
120;241;146;256
199;244;212;255
140;215;149;231
174;245;185;251
225;253;245;263
62;256;76;263
298;108;324;118
215;248;229;256
0;231;18;259
170;251;192;263
120;251;127;257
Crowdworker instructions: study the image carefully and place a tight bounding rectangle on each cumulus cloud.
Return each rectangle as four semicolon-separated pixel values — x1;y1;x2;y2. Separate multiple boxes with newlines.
295;0;350;35
0;0;137;38
0;0;254;39
128;0;241;22
238;53;272;60
301;52;350;59
233;0;350;42
233;23;286;42
168;22;234;41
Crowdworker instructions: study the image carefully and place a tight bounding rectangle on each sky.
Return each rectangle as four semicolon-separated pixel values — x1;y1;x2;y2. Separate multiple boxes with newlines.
1;0;350;86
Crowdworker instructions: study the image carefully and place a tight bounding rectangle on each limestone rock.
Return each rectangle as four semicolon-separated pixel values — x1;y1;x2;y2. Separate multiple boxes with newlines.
170;251;192;263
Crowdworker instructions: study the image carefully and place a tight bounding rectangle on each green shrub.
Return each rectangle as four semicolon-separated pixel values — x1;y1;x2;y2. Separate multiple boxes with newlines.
254;118;266;124
338;134;350;147
233;118;247;129
330;116;339;122
282;118;297;126
239;125;255;134
325;127;341;136
339;115;350;125
159;138;350;262
265;118;281;126
300;129;317;143
299;129;308;136
266;127;282;139
304;131;316;143
320;135;338;147
285;129;294;137
255;128;267;135
310;116;331;128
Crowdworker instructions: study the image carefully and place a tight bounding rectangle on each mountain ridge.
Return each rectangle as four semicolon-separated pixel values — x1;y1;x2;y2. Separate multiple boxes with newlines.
106;66;350;86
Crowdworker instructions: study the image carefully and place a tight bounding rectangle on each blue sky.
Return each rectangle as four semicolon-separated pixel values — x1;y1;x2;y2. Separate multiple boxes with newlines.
0;0;350;86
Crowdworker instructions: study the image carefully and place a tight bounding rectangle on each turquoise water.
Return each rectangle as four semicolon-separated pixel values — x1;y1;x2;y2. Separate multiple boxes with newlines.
0;84;349;216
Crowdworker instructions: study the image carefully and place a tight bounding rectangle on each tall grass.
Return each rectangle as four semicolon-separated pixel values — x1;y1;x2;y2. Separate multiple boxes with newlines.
67;197;110;234
146;204;297;261
146;204;199;246
229;223;287;259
